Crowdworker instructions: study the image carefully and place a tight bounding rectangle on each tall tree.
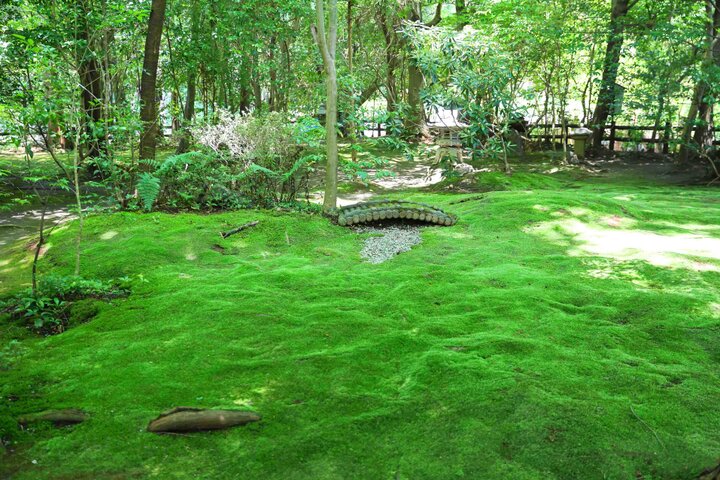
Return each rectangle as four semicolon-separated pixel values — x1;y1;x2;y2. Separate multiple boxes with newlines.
176;0;202;154
312;0;339;210
679;0;720;163
405;1;442;137
76;0;107;160
139;0;167;162
590;0;636;149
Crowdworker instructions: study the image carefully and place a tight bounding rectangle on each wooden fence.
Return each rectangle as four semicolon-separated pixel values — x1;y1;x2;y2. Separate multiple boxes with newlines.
528;123;720;153
7;122;719;151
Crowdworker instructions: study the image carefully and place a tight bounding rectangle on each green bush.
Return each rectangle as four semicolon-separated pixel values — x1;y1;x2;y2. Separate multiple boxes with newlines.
145;152;249;211
2;276;128;335
139;112;325;211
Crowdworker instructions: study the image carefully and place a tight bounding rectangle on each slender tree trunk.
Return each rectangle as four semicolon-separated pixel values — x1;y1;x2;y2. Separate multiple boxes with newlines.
176;3;200;154
313;0;339;211
139;0;167;163
404;2;441;137
590;0;632;150
176;73;196;154
280;40;291;111
580;43;596;125
72;128;83;276
377;11;399;112
347;0;357;162
269;36;278;112
77;34;106;159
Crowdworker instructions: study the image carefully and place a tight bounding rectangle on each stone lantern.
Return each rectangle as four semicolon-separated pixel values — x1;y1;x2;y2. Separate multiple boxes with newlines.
568;127;593;160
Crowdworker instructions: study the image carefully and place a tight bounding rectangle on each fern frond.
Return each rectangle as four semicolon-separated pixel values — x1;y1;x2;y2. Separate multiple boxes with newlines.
138;158;161;171
247;163;279;177
137;173;161;211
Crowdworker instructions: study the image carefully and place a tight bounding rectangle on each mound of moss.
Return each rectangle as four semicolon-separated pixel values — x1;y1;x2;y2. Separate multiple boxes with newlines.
1;180;719;479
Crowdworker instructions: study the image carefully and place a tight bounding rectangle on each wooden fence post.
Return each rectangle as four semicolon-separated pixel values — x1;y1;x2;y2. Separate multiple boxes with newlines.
662;121;671;154
609;120;617;151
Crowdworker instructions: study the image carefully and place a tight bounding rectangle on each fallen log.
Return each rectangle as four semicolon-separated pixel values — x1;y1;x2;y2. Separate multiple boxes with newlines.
147;407;261;433
19;409;87;428
220;221;259;239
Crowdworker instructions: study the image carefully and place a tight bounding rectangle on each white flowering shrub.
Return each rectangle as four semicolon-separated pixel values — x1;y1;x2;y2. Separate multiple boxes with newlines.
142;111;324;210
192;111;255;165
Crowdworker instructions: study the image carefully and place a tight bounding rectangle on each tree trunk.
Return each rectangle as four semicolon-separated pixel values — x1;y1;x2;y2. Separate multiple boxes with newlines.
590;0;632;150
176;72;196;154
403;1;441;137
176;3;200;154
76;14;106;161
280;40;291;112
377;10;399;112
313;0;339;211
406;61;427;134
139;0;167;163
269;36;278;112
347;0;357;162
679;1;720;163
456;0;467;30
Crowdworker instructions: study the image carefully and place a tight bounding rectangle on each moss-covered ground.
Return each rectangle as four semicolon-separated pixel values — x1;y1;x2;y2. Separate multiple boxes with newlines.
1;161;720;479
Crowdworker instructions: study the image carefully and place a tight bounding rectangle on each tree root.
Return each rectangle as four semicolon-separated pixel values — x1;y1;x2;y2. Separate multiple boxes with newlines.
18;409;87;428
147;407;261;433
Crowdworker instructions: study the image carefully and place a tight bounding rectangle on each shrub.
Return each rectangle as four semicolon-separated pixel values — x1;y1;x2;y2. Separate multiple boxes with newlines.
137;112;325;211
2;276;129;335
143;152;248;211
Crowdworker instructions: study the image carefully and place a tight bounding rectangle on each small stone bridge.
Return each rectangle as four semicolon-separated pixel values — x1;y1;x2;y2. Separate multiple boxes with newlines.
336;200;457;227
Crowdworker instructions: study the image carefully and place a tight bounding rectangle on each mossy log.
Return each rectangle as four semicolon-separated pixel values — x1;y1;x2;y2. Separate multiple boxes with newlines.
19;409;87;427
147;407;261;433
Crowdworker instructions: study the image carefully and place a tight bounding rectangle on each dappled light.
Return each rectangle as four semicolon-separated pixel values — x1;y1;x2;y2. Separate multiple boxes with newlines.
529;215;720;272
2;0;720;478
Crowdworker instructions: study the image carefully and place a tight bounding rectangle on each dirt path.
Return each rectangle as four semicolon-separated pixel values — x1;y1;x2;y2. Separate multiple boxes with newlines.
584;152;716;185
311;154;444;206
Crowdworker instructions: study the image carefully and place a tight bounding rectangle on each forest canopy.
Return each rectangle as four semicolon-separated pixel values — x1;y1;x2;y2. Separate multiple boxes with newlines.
1;0;719;178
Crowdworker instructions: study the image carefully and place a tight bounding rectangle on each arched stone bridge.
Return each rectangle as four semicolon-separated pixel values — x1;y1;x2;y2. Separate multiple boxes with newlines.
336;200;457;227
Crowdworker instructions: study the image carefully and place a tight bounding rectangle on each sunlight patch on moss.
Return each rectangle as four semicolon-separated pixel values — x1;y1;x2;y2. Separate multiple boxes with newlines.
529;218;720;272
584;259;649;286
100;230;119;240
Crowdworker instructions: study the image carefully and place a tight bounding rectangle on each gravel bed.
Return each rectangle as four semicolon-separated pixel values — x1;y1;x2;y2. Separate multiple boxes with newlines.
356;225;422;264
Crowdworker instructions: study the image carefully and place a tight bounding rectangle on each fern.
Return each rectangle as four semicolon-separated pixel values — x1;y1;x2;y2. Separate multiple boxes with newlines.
137;173;161;211
156;152;207;176
247;163;279;177
282;154;319;181
138;158;161;171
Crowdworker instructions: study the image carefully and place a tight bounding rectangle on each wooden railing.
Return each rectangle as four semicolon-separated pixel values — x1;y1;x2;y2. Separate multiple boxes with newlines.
528;123;720;153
